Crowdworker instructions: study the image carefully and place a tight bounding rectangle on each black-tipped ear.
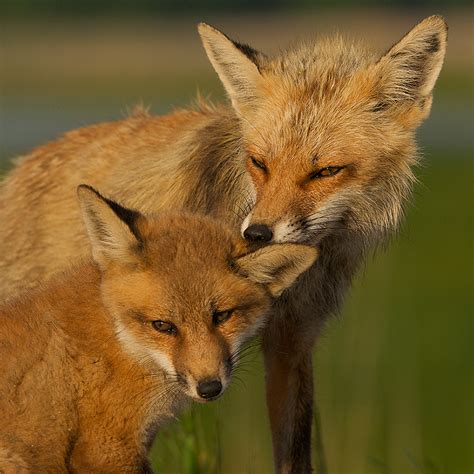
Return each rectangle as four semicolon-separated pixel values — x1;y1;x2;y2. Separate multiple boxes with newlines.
373;15;447;116
236;244;317;297
198;23;265;115
77;185;143;268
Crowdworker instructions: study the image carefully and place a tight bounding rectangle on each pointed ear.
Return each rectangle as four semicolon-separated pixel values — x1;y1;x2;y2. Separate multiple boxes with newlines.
373;15;447;120
236;244;317;297
77;185;143;268
198;23;265;115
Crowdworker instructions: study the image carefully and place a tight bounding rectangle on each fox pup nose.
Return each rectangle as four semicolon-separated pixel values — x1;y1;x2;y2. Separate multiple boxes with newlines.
243;224;273;242
197;379;223;399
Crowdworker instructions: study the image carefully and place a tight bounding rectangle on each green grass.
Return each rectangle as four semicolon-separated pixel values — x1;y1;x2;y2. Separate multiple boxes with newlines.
149;152;473;473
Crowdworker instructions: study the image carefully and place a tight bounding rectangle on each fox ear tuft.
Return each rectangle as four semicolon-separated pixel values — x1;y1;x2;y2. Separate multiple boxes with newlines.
77;185;143;268
374;15;447;120
198;23;265;115
236;244;317;297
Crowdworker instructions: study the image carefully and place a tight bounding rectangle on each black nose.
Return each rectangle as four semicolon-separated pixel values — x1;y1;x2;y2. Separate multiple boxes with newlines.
197;379;222;399
243;224;273;242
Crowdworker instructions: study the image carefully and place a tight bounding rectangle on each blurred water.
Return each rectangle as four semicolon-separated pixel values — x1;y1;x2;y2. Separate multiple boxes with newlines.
0;100;174;160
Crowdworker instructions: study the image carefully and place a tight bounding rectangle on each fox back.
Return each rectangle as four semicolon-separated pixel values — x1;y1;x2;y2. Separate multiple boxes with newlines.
0;186;316;472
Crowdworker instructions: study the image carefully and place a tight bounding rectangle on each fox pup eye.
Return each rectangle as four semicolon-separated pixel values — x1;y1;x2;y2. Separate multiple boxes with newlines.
152;320;177;335
250;156;267;173
212;310;234;326
309;166;343;180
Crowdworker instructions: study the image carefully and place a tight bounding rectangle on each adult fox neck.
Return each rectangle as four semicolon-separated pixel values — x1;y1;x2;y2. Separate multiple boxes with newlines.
318;231;367;315
179;108;249;227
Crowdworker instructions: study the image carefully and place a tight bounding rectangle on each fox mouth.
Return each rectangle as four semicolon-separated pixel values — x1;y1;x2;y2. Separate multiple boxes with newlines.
191;392;224;403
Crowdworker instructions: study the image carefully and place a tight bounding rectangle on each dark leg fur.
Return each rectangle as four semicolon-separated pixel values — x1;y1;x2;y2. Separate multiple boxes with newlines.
262;319;316;474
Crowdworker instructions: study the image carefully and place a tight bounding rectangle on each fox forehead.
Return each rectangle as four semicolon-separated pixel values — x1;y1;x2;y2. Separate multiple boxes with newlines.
128;269;263;325
137;213;241;255
243;99;384;166
240;38;419;165
244;97;393;170
267;35;376;78
260;38;377;106
102;230;263;325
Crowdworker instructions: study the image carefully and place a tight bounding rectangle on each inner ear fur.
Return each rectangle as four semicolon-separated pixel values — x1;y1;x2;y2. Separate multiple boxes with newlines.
198;22;266;114
236;244;318;297
77;185;144;268
371;15;447;117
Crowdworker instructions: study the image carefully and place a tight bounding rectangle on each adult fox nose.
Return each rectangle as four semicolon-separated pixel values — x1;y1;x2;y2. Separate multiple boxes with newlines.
197;379;223;399
243;224;273;242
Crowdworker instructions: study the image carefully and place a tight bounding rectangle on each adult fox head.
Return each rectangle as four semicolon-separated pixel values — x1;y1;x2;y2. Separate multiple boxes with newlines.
77;185;316;401
199;16;447;246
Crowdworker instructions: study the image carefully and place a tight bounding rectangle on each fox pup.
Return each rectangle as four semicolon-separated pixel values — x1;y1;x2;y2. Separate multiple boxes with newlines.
0;16;447;472
0;185;316;473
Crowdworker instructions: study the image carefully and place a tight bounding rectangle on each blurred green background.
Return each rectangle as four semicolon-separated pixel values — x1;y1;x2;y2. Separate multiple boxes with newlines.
1;1;472;473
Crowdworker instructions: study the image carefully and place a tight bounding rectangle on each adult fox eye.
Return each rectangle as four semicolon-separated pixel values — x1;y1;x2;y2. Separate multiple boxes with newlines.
309;166;343;179
152;320;177;335
250;157;267;172
212;310;234;326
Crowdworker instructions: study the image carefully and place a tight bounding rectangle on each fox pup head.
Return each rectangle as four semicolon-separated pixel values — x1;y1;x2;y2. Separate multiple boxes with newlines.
77;185;316;402
199;16;447;246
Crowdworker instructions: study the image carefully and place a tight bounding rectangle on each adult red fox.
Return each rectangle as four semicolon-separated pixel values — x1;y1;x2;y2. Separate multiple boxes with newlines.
0;15;447;472
0;185;316;473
